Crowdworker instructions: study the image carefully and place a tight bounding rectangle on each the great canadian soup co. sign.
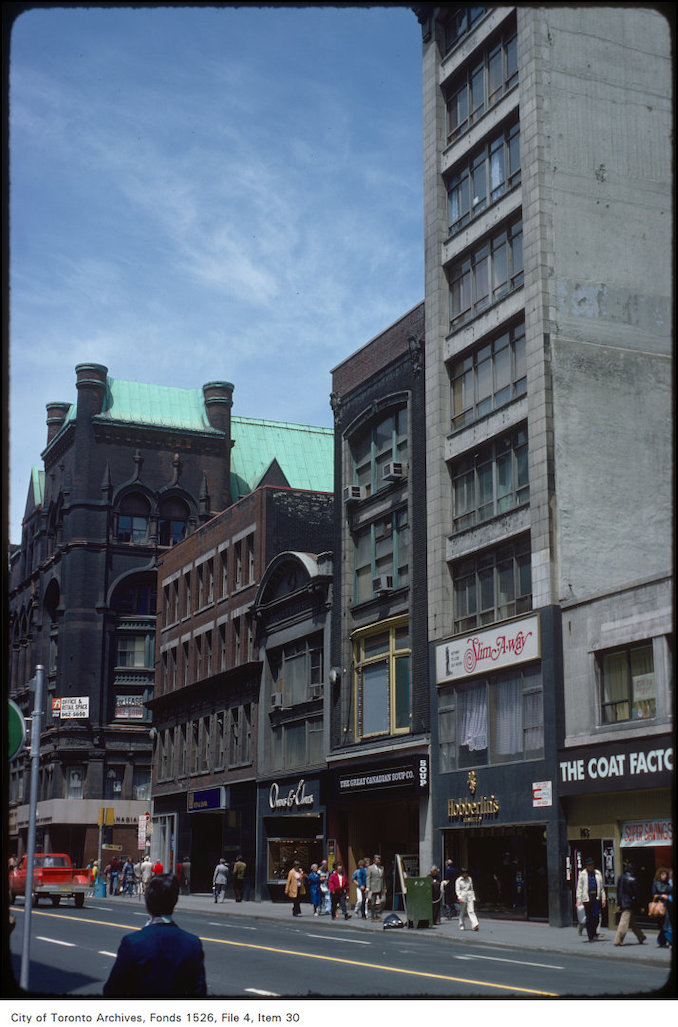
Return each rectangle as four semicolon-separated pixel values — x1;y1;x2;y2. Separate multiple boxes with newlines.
435;614;540;684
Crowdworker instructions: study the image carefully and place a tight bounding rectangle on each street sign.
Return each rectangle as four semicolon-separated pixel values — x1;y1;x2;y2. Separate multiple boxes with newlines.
8;701;26;760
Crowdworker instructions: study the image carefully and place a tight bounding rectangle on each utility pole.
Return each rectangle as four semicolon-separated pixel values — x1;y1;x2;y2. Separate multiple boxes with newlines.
20;665;44;992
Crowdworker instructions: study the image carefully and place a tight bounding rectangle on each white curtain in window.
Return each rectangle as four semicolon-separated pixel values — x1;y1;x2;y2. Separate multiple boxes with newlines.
523;690;544;753
458;683;487;751
494;676;522;755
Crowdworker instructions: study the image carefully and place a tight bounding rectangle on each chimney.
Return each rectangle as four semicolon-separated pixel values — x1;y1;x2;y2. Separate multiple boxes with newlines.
45;402;71;445
202;381;234;435
75;363;108;419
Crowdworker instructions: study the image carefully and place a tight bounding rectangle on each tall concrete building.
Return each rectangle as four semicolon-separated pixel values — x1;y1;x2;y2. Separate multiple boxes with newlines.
416;6;672;923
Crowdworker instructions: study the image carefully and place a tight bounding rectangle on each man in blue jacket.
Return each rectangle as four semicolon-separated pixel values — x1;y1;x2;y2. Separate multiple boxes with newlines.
104;874;206;996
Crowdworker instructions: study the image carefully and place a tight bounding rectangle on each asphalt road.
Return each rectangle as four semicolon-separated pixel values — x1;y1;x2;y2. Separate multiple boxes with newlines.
7;898;670;1000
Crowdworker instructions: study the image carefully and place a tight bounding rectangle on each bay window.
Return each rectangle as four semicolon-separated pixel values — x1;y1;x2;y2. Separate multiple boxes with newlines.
354;619;411;740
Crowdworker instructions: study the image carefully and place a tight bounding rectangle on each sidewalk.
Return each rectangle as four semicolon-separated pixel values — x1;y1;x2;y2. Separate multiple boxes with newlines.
164;892;673;968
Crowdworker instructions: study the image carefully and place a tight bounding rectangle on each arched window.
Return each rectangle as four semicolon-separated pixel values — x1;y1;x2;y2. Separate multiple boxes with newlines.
117;492;150;544
158;496;189;547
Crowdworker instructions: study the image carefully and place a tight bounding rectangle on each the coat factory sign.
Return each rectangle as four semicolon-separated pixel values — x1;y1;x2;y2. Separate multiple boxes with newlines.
447;771;501;824
435;614;540;683
557;735;673;796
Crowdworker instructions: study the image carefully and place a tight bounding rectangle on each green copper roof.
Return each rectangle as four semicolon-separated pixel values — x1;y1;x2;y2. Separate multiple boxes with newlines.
99;378;219;433
45;374;333;500
31;467;44;505
230;416;333;499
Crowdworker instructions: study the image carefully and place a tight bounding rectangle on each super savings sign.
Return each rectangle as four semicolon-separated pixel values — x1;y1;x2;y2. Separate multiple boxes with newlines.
436;614;540;683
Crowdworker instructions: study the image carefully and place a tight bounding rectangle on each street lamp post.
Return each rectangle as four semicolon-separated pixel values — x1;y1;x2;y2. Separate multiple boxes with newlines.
20;664;44;992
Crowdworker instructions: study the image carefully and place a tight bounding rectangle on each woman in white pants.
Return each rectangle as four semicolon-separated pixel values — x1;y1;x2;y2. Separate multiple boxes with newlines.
455;868;479;931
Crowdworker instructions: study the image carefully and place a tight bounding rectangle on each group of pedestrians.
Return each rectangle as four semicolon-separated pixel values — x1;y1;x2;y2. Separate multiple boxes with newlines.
89;855;165;897
212;855;247;903
575;856;673;950
285;855;386;921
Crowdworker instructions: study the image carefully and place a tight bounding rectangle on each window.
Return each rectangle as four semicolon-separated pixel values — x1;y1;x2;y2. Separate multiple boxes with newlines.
133;767;151;800
176;724;187;777
453;537;532;633
270;635;323;707
197;559;214;609
270;715;323;771
183;572;192;617
447;120;520;235
117;493;150;544
354;508;409;603
449;219;523;328
219;548;229;598
105;766;124;799
229;704;253;766
215;711;227;769
452;427;529;530
350;407;408;497
443;6;486;54
158;497;188;547
218;623;228;671
354;619;410;740
599;642;656;723
182;640;190;687
65;766;84;800
450;321;526;430
446;24;518;142
116;634;153;668
438;665;543;770
190;720;200;775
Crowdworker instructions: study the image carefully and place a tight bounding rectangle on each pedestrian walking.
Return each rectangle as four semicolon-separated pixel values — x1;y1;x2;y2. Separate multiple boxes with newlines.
575;856;606;942
284;861;305;917
614;860;646;946
108;857;122;895
103;874;206;997
232;855;246;902
182;856;191;895
366;854;385;921
121;857;135;896
352;859;367;918
318;860;331;915
140;855;153;894
442;858;459;919
308;864;323;916
152;859;164;876
650;867;672;949
430;866;442;925
329;863;351;920
213;858;229;903
455;867;479;931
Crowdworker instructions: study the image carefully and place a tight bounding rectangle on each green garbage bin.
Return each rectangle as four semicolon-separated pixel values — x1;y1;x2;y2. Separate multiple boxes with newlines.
405;876;433;929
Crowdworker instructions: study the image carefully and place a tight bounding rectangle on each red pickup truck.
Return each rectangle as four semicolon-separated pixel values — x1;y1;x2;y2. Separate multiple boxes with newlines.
9;853;90;908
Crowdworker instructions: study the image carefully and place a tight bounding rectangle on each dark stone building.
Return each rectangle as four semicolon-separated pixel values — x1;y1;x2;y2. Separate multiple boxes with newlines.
8;363;333;868
327;302;429;908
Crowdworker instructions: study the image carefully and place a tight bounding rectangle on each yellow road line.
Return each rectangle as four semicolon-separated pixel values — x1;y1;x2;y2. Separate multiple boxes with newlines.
19;909;559;997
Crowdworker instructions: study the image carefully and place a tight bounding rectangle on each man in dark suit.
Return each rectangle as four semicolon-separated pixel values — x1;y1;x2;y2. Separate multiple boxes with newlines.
104;874;206;996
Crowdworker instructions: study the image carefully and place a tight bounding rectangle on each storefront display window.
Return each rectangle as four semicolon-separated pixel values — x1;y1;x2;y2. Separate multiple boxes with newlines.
267;838;325;881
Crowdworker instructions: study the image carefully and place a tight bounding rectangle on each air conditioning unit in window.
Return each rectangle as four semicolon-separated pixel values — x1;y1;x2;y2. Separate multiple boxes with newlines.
270;693;284;708
372;574;394;594
343;485;365;504
309;684;323;699
383;461;407;482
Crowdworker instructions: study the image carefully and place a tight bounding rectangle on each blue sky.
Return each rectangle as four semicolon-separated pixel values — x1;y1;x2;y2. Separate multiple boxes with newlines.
8;3;424;544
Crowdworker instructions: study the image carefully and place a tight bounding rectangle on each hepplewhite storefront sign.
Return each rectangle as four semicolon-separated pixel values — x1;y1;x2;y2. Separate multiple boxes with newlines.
436;614;540;683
